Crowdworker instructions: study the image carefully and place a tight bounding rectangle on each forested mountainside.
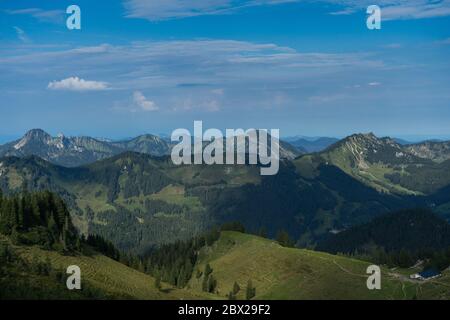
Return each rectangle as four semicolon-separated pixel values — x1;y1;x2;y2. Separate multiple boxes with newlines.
1;132;450;254
1;153;449;255
317;208;450;269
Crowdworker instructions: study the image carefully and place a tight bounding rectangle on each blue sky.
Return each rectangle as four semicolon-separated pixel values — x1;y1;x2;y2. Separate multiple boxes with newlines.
0;0;450;141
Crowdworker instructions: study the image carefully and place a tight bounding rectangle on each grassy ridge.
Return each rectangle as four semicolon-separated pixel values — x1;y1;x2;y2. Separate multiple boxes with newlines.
190;231;450;300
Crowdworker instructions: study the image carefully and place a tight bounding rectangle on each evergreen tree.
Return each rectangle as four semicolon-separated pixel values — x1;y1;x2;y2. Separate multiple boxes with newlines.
246;279;256;300
207;275;217;293
154;275;162;290
204;264;213;277
276;230;295;248
202;275;209;292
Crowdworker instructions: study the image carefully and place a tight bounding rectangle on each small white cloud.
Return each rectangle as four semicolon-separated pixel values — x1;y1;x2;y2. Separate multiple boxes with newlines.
435;38;450;45
124;0;450;21
329;7;356;15
368;82;381;86
13;26;29;43
133;91;159;111
6;8;64;23
211;88;224;95
203;99;220;112
384;43;402;49
308;94;347;104
47;77;108;91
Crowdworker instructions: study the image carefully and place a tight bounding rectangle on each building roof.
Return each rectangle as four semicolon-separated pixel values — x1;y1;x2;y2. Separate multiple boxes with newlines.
418;268;441;279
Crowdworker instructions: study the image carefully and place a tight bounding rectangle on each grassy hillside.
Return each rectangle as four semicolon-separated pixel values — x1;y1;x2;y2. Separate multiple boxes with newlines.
0;235;210;300
4;231;450;300
189;231;450;300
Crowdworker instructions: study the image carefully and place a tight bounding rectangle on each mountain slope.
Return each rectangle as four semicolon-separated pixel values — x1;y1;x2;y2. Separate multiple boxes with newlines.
189;231;450;300
294;133;450;195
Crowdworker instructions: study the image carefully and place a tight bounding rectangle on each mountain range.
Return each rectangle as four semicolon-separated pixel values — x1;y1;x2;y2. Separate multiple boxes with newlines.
2;129;450;300
0;129;304;167
1;130;450;254
0;129;172;167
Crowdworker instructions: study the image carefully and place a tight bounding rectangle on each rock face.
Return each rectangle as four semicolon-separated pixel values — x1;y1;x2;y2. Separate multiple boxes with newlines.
0;129;171;167
405;141;450;163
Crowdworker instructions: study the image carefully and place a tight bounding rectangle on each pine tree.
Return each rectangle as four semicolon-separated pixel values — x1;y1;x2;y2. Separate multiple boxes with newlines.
204;263;213;277
154;275;162;290
246;279;256;300
202;275;209;292
276;230;295;248
207;275;217;293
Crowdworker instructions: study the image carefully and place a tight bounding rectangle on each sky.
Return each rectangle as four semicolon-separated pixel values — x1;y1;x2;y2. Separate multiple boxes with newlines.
0;0;450;141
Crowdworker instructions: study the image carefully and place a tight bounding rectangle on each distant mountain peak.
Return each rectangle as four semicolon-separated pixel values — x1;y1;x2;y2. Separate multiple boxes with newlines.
0;129;171;167
347;132;379;142
24;128;52;140
339;132;400;150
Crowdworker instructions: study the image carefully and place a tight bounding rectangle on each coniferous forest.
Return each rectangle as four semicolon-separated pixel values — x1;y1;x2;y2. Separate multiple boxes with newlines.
0;189;78;252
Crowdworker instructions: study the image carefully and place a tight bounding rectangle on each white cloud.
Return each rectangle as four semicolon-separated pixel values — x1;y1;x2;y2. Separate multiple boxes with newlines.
133;91;159;111
368;82;382;86
328;0;450;20
203;99;221;112
124;0;295;21
13;26;29;43
124;0;450;21
5;8;64;23
329;7;357;15
3;39;394;113
47;77;109;91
